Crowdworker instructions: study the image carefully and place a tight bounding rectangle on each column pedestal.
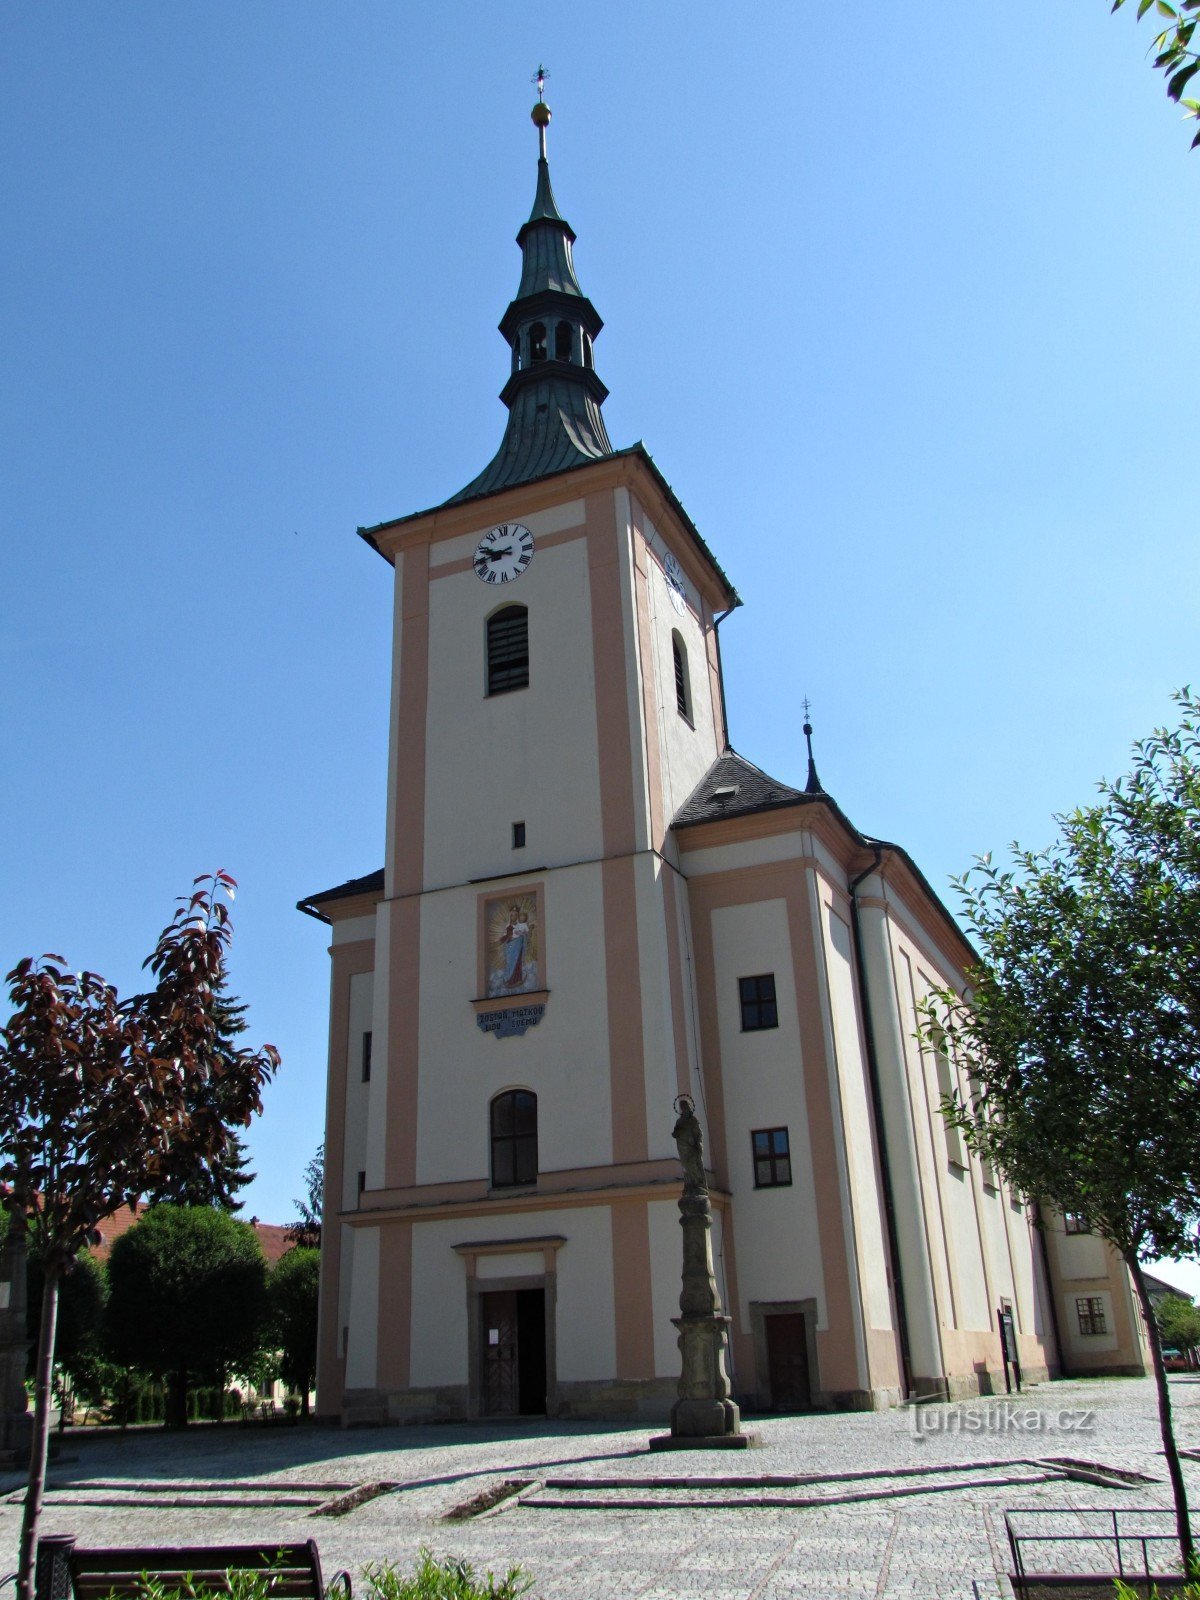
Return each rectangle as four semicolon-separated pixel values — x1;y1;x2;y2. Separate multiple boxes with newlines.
650;1190;758;1451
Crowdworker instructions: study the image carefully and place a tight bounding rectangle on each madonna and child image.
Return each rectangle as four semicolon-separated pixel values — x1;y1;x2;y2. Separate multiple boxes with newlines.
486;891;540;998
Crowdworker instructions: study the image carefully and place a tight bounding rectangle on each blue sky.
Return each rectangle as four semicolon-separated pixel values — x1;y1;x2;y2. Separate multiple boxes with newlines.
2;5;1197;1290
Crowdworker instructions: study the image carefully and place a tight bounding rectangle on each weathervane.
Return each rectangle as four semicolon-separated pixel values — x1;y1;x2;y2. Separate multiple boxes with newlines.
802;697;823;795
531;64;551;158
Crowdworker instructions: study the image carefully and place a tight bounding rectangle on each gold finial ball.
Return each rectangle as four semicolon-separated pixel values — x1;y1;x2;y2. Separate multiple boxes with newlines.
531;101;552;128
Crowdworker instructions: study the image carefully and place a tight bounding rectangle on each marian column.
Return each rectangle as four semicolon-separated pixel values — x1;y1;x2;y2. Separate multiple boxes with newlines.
651;1097;754;1449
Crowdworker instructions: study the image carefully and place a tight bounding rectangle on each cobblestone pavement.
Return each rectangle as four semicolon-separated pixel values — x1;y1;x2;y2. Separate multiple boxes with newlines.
2;1376;1198;1599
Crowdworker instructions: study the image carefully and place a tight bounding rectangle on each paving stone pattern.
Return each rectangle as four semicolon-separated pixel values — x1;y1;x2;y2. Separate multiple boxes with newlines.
1;1377;1197;1599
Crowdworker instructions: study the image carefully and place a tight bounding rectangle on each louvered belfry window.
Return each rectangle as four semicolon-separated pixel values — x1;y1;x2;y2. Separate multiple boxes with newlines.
487;605;529;695
672;631;691;719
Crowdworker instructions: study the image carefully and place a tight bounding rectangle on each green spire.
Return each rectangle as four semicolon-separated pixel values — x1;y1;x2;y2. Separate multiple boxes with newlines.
445;79;613;506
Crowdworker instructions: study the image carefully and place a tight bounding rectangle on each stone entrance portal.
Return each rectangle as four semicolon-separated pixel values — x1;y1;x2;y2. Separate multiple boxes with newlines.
765;1311;811;1412
480;1288;546;1416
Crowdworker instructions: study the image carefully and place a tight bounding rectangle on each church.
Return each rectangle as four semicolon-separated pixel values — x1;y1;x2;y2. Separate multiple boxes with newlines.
299;89;1148;1423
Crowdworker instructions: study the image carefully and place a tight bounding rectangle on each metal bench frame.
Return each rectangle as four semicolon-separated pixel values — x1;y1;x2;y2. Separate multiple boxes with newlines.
34;1537;351;1600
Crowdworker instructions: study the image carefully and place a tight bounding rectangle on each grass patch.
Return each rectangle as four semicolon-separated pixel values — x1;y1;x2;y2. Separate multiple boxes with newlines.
363;1551;532;1600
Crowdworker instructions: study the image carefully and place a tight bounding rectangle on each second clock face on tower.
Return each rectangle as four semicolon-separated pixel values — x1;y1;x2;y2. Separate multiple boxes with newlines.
473;523;535;584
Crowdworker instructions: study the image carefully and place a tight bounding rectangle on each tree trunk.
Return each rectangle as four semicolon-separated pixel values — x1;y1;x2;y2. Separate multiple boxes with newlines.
1127;1253;1195;1576
16;1269;60;1600
301;1382;310;1419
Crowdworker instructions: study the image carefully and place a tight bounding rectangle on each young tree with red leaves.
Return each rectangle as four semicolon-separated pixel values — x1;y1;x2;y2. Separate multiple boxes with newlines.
0;872;279;1600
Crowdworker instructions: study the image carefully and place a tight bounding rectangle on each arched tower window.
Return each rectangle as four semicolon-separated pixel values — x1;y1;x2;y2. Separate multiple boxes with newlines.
491;1090;538;1187
529;322;547;363
581;332;594;370
511;336;520;373
554;321;572;361
487;605;529;696
672;630;692;722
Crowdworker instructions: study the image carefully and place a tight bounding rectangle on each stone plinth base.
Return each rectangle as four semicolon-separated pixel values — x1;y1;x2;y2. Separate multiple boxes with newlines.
649;1431;761;1450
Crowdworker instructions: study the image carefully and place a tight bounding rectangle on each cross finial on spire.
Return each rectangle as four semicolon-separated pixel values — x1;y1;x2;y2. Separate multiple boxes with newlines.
531;65;551;159
802;698;824;795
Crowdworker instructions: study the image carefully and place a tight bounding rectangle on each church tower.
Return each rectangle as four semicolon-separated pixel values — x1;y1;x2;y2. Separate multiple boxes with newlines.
301;90;1075;1423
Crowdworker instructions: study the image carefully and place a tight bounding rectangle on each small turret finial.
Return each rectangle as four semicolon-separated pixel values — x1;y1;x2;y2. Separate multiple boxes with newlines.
531;65;551;159
802;697;824;795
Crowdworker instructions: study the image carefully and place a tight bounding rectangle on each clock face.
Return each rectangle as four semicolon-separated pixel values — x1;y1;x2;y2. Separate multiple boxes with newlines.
473;523;535;585
663;552;687;615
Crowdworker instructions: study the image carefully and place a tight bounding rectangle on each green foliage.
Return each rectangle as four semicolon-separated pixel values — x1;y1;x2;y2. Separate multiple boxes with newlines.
105;1204;268;1426
1112;0;1200;147
287;1143;323;1249
144;975;256;1212
362;1551;533;1600
1114;1581;1200;1598
102;1570;283;1600
268;1247;320;1413
924;689;1200;1570
1157;1292;1200;1352
83;1557;533;1600
929;688;1200;1268
24;1249;107;1393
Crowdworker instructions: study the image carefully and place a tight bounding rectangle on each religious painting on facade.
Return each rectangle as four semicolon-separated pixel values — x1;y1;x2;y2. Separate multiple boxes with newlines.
485;890;541;998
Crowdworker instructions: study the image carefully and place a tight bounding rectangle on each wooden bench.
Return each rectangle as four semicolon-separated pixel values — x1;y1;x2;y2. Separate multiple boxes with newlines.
35;1538;351;1600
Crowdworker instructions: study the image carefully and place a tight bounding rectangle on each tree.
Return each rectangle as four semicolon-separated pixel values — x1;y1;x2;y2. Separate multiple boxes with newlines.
105;1204;268;1426
928;690;1200;1574
24;1248;107;1406
1157;1293;1200;1359
1113;0;1200;147
288;1142;323;1249
0;1210;114;1418
0;872;279;1600
268;1246;320;1416
144;974;256;1211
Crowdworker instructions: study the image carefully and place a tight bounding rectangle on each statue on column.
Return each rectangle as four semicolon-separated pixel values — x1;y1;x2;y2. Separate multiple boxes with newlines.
672;1096;708;1195
651;1095;754;1449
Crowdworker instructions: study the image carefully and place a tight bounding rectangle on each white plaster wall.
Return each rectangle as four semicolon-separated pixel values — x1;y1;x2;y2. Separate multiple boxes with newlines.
710;900;827;1325
332;915;377;946
636;856;686;1162
649;1198;684;1377
614;489;653;857
822;905;892;1331
407;1205;616;1389
891;945;957;1334
941;1169;993;1329
1062;1288;1118;1355
335;1221;354;1364
637;511;720;823
556;1206;618;1381
414;863;613;1184
365;904;391;1188
1005;1206;1041;1336
979;1187;1018;1313
408;1221;471;1387
421;527;603;887
344;1227;380;1388
341;970;374;1209
383;553;406;900
1056;1231;1110;1280
476;1251;544;1279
